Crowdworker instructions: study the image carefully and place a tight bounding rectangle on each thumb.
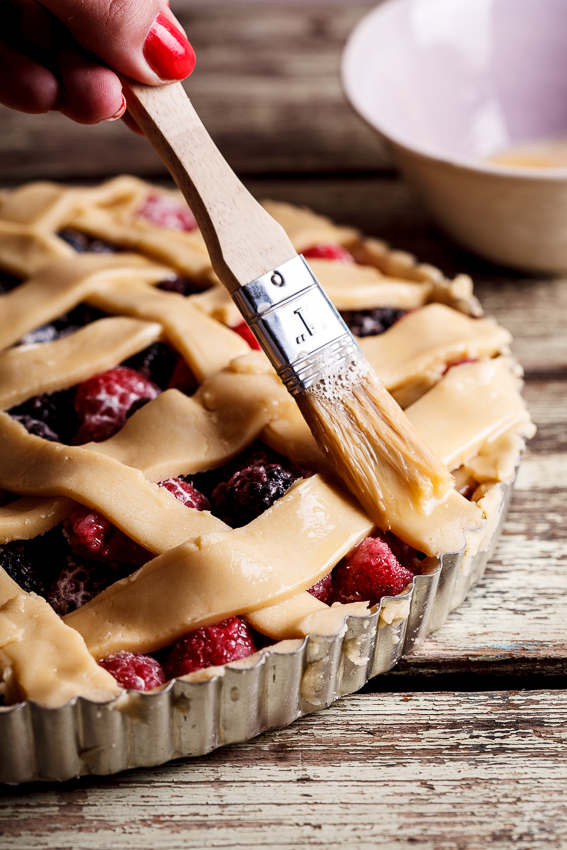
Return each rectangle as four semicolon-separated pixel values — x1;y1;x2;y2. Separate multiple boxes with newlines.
40;0;195;83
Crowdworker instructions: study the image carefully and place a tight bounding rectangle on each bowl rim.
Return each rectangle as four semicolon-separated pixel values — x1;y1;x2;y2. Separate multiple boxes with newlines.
341;0;567;182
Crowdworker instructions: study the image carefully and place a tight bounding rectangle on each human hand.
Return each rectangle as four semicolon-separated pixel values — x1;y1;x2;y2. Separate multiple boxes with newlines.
1;0;196;126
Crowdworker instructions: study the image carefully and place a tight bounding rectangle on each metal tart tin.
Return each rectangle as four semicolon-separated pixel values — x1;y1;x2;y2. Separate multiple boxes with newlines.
0;474;515;784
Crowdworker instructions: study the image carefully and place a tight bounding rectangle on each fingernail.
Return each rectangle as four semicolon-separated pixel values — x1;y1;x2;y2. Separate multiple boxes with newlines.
104;94;127;122
143;12;196;81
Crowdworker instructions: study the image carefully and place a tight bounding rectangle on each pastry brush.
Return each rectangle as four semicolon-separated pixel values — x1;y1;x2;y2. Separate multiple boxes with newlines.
125;81;454;551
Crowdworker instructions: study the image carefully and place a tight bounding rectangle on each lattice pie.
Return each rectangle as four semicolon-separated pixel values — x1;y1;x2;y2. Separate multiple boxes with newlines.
0;177;534;716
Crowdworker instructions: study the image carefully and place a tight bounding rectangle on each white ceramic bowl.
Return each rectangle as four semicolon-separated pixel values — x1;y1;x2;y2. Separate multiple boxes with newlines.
342;0;567;273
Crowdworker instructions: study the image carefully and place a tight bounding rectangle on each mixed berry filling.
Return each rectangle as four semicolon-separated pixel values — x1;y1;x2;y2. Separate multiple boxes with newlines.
1;222;430;691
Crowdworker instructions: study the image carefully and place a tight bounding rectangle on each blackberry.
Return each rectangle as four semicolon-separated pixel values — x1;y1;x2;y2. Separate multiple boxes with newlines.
19;324;60;345
9;388;80;445
58;229;117;254
18;305;107;347
340;307;406;337
157;275;211;296
0;542;46;596
123;342;178;389
212;462;297;527
0;272;22;294
11;415;60;442
24;524;72;590
47;555;127;616
194;443;308;504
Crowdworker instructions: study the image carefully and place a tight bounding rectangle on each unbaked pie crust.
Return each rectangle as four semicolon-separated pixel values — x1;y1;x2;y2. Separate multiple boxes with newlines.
0;177;535;781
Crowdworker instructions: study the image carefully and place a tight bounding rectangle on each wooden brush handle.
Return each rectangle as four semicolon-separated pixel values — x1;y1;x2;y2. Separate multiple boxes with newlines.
125;81;297;294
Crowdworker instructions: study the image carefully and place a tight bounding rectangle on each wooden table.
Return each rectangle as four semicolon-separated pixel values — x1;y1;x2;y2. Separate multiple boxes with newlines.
1;3;566;847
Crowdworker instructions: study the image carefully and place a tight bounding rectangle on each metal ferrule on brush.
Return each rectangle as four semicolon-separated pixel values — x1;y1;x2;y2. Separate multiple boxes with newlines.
232;255;362;395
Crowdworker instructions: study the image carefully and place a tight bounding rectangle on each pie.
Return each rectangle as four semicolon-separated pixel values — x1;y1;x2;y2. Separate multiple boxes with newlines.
0;177;535;781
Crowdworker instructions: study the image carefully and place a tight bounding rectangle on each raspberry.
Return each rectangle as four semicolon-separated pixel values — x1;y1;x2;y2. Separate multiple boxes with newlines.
73;366;160;443
0;543;46;596
136;193;197;232
159;478;210;511
332;537;414;606
382;531;425;574
303;242;355;263
47;555;124;616
63;506;152;566
99;652;166;691
212;462;297;527
232;321;261;350
64;480;209;566
340;307;406;338
11;415;60;442
307;572;334;604
165;617;258;678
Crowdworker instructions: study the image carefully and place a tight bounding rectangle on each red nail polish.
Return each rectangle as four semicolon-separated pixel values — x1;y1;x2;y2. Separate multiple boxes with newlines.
104;94;127;122
143;12;196;81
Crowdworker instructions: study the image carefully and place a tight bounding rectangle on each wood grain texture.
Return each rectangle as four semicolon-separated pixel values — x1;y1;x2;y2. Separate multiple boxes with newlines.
1;692;566;849
0;2;388;182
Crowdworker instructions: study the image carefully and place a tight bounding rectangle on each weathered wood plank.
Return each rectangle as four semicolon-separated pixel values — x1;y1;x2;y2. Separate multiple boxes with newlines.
1;692;566;849
0;2;388;182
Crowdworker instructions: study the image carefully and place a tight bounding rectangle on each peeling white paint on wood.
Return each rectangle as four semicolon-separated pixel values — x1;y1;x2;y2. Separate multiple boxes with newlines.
1;693;566;850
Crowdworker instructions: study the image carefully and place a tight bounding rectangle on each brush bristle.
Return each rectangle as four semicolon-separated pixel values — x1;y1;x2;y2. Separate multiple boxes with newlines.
296;362;455;551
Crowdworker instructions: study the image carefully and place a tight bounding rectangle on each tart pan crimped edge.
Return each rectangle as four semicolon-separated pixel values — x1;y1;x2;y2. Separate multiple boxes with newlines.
0;473;515;784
